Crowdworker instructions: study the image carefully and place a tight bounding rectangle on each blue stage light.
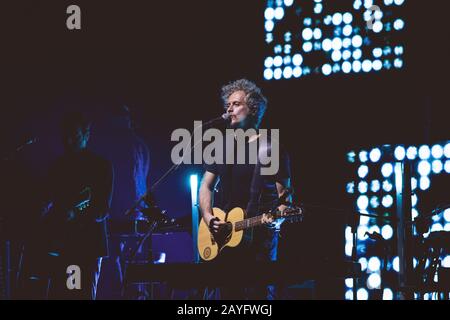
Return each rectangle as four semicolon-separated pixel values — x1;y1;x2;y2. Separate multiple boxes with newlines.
368;257;381;272
431;145;444;159
264;68;273;80
358;181;368;194
418;160;431;176
418;145;431;160
274;7;285;20
332;13;343;25
371;180;380;192
406;146;417;160
381;163;393;177
357;288;369;300
357;195;369;211
369;148;382;162
302;28;313;41
394;146;406;160
322;64;332;76
381;225;393;240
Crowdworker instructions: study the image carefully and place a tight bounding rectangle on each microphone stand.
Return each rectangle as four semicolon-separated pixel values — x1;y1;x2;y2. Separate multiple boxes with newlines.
121;117;228;298
1;137;38;300
125;115;228;216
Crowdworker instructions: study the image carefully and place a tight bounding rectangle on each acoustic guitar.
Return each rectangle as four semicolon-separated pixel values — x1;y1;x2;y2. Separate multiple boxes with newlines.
198;206;303;261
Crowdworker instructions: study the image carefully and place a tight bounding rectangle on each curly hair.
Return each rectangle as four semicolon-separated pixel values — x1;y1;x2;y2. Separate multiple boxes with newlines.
221;79;267;128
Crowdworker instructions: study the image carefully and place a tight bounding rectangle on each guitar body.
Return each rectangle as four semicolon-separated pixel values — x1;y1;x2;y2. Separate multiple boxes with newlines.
198;207;245;261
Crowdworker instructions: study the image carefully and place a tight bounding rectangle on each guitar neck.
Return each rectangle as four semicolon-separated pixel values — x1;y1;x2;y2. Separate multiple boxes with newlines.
234;214;267;232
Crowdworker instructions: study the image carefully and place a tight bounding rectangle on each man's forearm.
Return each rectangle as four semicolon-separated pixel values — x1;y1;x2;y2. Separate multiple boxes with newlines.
199;185;214;224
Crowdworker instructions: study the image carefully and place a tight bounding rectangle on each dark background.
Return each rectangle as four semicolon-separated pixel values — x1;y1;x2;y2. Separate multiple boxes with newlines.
1;1;449;263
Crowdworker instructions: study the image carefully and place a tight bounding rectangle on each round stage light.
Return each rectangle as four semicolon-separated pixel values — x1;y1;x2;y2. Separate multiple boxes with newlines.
394;146;406;160
265;20;274;32
353;49;362;60
345;278;353;288
358;165;369;178
373;47;383;58
322;39;332;51
313;28;322;40
370;196;379;208
382;195;393;208
358;181;368;194
332;13;343;25
273;55;283;67
381;163;393;177
394;58;404;68
383;288;394;300
332;38;343;51
283;67;293;79
357;288;369;300
342;50;351;60
302;28;313;41
357;195;369;211
322;64;332;76
418;145;431;160
373;60;383;71
393;19;405;30
345;290;353;300
273;68;282;80
418;160;431;176
372;21;383;33
264;69;274;80
352;61;362;73
343;12;353;24
371;180;380;192
382;180;393;192
292;54;303;66
431;145;444;159
368;257;381;272
332;50;342;62
343;25;353;37
264;8;275;20
444;143;450;158
370;148;382;162
419;177;431;191
406;146;417;160
343;38;352;48
303;42;313;52
381;225;393;240
367;273;381;289
432;160;443;174
392;256;399;272
444;209;450;223
293;67;303;78
342;61;352;73
362;60;373;72
352;35;363;48
274;7;285;20
264;57;274;68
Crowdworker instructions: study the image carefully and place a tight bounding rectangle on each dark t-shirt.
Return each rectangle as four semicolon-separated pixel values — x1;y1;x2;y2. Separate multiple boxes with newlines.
204;133;291;218
46;149;113;258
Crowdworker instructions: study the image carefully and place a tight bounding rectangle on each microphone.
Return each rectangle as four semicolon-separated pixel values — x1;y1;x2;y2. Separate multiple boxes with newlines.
203;113;231;126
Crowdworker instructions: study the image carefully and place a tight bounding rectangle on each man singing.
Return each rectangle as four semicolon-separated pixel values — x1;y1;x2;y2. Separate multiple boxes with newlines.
199;79;292;299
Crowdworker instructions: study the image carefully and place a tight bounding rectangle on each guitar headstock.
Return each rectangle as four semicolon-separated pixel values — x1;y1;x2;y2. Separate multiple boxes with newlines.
74;187;92;213
273;206;304;223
